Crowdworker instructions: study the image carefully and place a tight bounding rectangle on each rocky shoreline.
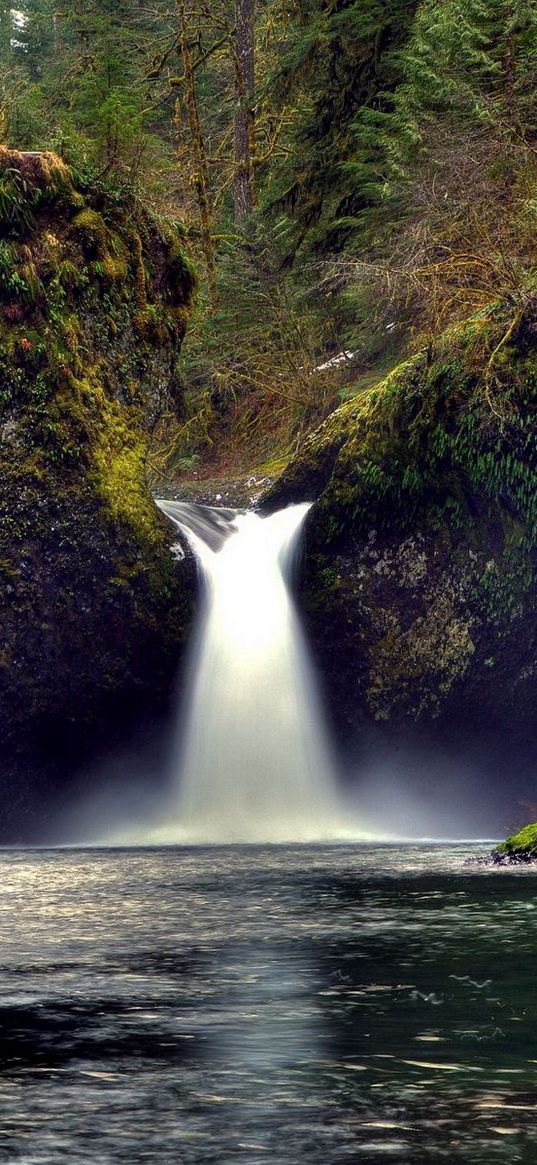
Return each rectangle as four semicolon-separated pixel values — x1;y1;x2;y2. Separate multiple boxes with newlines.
469;824;537;866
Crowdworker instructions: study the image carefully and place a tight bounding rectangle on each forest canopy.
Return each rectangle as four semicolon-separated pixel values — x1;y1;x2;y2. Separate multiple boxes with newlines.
2;0;536;474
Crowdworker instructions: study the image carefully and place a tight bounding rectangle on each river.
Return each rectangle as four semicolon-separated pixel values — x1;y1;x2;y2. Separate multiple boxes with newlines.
1;843;535;1163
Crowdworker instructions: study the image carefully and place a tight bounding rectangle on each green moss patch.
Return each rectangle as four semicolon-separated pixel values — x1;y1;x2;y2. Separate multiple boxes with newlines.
495;823;537;860
265;296;537;735
268;299;537;550
0;148;197;765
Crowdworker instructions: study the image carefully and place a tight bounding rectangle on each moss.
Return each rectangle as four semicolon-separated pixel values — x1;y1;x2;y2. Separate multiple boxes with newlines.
0;245;44;306
265;295;537;737
0;148;71;236
0;148;197;800
127;225;147;310
133;305;168;345
367;591;476;721
68;190;86;212
268;297;537;552
162;228;197;307
92;392;156;541
495;823;537;858
166;304;191;339
469;557;527;628
253;453;290;477
70;208;109;258
98;253;129;283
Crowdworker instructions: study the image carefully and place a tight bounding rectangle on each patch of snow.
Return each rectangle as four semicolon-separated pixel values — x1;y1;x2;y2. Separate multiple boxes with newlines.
314;350;355;373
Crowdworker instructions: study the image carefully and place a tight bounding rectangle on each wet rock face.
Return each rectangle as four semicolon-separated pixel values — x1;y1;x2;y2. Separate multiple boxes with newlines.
299;515;537;749
0;149;197;832
265;302;537;750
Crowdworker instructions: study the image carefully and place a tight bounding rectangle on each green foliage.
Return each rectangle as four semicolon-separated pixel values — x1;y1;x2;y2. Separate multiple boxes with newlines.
0;165;37;229
262;0;419;256
269;299;537;563
153;222;348;475
2;0;537;478
496;823;537;857
341;0;537;351
0;141;197;755
397;0;537;130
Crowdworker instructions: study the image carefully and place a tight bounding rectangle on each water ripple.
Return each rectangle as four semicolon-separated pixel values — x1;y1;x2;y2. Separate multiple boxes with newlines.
0;843;536;1163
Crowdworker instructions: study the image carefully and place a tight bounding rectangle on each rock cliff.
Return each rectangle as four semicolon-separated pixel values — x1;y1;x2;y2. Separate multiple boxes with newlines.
266;300;537;759
0;149;196;836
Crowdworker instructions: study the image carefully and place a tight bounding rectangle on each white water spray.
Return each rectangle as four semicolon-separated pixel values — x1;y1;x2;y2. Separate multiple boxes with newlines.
154;501;350;843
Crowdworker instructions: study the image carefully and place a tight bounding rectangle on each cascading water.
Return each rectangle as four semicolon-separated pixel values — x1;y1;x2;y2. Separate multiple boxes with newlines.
153;500;350;844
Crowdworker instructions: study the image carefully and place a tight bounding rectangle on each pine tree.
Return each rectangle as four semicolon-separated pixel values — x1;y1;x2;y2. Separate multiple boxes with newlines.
396;0;537;152
261;0;419;256
344;0;537;356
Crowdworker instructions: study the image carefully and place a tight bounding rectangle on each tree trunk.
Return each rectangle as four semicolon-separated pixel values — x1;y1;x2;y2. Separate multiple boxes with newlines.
504;3;515;128
233;0;256;223
0;6;12;65
176;0;217;309
52;12;62;56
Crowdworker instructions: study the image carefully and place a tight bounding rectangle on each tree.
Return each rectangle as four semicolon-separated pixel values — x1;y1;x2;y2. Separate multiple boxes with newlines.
341;0;537;354
176;0;217;306
233;0;256;221
262;0;419;257
0;5;12;65
396;0;537;141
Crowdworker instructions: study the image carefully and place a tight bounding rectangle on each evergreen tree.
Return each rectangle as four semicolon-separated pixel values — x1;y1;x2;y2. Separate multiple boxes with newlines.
344;0;537;355
262;0;419;255
396;0;537;147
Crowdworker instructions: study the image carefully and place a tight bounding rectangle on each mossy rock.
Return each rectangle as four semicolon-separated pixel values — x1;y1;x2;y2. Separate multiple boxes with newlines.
264;298;537;751
0;149;197;838
494;824;537;862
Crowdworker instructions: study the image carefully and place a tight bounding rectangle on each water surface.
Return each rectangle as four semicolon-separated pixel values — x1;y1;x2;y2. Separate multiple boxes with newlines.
1;843;536;1163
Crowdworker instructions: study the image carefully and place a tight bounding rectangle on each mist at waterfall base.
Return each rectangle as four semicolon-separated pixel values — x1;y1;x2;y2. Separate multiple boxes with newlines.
123;501;352;844
57;499;526;847
154;502;351;844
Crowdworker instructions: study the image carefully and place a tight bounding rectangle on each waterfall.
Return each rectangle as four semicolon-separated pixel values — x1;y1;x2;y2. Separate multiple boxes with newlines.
153;501;350;844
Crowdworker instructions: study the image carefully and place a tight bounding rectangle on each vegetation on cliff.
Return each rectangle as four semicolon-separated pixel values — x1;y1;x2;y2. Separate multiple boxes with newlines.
265;296;537;736
0;147;196;822
9;1;537;477
1;3;537;774
495;823;537;861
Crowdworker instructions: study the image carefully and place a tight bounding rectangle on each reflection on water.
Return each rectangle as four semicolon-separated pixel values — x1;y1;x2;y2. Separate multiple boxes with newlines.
1;843;537;1162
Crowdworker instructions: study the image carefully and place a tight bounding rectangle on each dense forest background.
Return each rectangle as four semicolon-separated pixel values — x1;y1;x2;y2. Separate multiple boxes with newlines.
2;0;537;476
